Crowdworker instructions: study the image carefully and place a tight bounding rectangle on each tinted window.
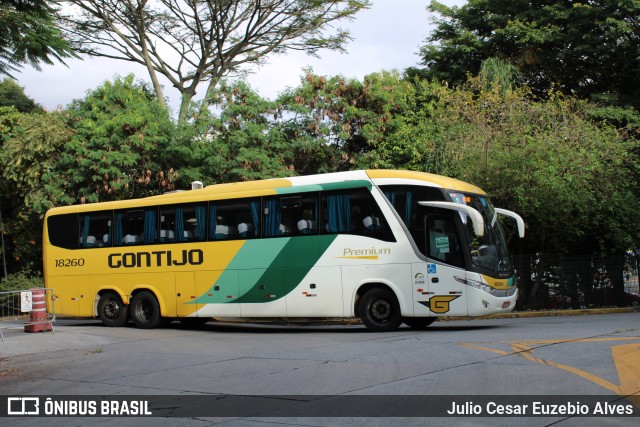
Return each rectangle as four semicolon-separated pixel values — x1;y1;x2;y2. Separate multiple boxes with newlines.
160;203;207;242
48;214;78;249
79;211;112;247
379;185;445;228
264;193;319;237
210;198;260;240
321;188;394;242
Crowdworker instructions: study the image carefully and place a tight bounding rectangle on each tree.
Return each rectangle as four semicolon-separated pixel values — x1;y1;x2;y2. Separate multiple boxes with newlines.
0;76;180;273
192;79;337;182
0;0;75;77
195;80;293;182
425;77;640;257
60;0;370;124
418;0;640;107
0;77;42;112
277;70;422;171
57;74;178;204
0;109;73;272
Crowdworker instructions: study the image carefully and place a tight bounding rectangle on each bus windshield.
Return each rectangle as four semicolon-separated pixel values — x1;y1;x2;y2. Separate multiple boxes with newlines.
449;192;512;274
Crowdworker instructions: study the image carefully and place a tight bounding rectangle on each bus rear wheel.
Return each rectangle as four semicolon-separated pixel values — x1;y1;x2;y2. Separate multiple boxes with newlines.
97;292;128;327
359;288;402;332
403;317;436;329
130;291;163;329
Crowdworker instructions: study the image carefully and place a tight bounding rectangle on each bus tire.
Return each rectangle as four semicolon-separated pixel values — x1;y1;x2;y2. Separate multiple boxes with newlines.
403;317;436;329
97;291;128;327
359;288;402;332
130;291;163;329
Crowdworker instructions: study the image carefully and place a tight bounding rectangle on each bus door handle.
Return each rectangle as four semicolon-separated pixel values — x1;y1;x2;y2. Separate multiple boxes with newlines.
431;277;439;283
214;286;220;291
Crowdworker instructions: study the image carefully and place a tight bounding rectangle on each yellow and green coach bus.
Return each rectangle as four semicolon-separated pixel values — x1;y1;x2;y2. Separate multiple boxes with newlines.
42;170;524;332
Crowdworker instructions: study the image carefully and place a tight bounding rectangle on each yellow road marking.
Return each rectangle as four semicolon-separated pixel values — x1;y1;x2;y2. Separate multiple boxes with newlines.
462;337;640;406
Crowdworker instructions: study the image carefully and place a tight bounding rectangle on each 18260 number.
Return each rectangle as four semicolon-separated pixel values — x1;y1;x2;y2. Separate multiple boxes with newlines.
54;258;85;267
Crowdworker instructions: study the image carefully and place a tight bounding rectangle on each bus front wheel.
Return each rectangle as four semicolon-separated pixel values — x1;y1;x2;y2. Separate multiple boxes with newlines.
97;292;128;327
130;291;163;329
359;288;402;332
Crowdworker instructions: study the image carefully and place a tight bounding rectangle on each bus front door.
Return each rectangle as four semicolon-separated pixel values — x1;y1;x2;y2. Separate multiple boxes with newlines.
423;214;468;317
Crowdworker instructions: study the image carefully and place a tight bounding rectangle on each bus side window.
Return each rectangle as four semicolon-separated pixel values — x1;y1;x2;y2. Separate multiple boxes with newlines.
48;214;78;249
263;193;319;237
113;209;149;246
210;199;260;240
427;215;464;268
159;203;207;243
322;188;394;242
296;194;319;235
79;212;112;248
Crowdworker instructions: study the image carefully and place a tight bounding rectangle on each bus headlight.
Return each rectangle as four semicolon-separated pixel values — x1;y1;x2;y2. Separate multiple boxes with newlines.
466;278;493;294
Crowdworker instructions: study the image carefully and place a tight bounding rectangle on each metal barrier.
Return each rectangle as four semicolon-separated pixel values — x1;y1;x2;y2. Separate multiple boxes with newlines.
0;288;55;342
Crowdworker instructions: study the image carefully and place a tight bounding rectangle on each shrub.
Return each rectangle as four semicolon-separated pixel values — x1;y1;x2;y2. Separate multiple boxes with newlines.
0;270;44;292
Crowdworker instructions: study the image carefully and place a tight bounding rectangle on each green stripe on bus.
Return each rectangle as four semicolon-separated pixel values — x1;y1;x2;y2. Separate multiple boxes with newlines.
233;235;337;304
274;180;371;195
193;235;337;304
319;180;372;191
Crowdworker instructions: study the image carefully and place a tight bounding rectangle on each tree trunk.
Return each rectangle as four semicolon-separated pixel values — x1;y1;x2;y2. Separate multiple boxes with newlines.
197;76;222;120
178;93;194;126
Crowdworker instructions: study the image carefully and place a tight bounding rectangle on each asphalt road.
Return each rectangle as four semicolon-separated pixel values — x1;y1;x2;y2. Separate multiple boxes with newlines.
1;312;639;426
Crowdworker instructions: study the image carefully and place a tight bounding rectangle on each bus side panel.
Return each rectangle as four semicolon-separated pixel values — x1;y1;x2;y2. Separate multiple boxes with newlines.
238;269;287;317
286;266;343;317
194;270;241;317
341;264;412;317
426;263;469;317
175;272;197;317
48;275;81;317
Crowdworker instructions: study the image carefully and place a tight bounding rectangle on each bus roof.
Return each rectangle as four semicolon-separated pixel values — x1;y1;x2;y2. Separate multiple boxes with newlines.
45;169;486;215
365;170;486;195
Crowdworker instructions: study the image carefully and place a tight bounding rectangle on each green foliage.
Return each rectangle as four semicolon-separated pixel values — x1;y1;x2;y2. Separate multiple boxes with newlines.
0;75;180;271
196;80;303;182
0;270;43;291
59;75;177;203
420;0;640;108
277;70;423;171
0;105;22;145
478;57;522;96
0;0;76;77
425;79;639;254
0;109;72;271
2;110;73;212
0;78;41;112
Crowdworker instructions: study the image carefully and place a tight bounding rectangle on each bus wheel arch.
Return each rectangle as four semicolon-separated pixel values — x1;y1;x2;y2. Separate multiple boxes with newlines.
97;291;128;327
355;283;403;332
130;289;165;329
